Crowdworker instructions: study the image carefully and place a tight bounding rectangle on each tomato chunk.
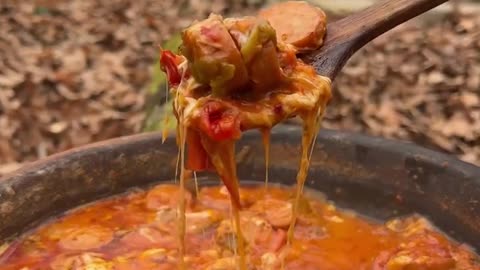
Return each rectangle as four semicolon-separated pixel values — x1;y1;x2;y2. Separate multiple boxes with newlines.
198;101;241;141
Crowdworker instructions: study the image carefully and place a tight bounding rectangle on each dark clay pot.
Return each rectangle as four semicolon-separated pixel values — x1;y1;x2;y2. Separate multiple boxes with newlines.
1;126;479;250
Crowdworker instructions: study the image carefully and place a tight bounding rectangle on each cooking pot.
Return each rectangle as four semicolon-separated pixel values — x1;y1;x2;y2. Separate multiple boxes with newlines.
1;125;479;251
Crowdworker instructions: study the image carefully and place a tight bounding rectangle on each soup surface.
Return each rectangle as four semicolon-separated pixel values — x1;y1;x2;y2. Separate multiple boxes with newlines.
1;183;479;269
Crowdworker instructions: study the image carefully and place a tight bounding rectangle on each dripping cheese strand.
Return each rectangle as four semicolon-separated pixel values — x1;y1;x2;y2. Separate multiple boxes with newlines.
286;112;318;243
200;138;247;270
261;129;271;190
193;171;199;196
232;204;246;270
176;120;187;270
287;77;331;243
173;71;191;270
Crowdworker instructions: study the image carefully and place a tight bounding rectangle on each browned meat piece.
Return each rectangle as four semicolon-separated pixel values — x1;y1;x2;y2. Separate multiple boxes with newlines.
214;210;288;256
259;1;327;51
185;210;222;234
57;226;113;251
120;226;177;250
197;186;258;211
215;212;273;252
181;14;249;96
385;215;434;236
225;17;286;93
250;198;314;228
372;233;457;270
250;199;293;228
145;184;193;210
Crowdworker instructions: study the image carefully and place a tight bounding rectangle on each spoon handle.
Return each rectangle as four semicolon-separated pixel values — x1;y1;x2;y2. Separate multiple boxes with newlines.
305;0;449;78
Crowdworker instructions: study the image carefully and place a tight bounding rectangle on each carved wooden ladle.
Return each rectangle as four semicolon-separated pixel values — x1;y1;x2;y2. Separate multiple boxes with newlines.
302;0;449;79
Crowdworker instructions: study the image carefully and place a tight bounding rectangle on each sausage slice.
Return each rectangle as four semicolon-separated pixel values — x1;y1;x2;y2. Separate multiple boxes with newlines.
259;1;327;51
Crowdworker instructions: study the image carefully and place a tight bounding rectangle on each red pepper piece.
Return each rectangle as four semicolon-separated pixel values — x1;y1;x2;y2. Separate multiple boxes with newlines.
198;101;241;141
159;49;181;86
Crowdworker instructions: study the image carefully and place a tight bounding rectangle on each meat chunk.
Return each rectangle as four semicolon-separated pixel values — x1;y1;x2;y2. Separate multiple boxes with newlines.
215;219;243;252
373;233;457;270
57;226;113;251
185;210;222;234
259;1;327;51
145;184;193;210
181;14;248;96
120;226;176;250
386;215;433;236
50;253;113;270
250;199;293;228
197;186;255;211
154;206;177;224
113;249;177;270
383;252;455;270
225;17;286;93
216;211;281;252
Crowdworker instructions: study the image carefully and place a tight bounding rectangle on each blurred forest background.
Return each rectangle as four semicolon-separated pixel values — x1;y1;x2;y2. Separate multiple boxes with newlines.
0;0;479;176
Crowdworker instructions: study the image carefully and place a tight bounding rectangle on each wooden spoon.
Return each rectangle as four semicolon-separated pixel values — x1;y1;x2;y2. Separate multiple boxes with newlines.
301;0;449;79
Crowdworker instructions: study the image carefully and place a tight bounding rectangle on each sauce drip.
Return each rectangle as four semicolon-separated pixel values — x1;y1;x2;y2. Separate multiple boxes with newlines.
177;122;187;270
200;137;247;270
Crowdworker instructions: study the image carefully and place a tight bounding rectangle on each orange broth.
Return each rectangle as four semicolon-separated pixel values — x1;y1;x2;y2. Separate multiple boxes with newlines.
1;184;478;269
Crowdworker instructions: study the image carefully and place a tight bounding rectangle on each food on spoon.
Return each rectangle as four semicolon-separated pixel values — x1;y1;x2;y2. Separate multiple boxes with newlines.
162;2;331;269
163;1;331;207
180;14;249;96
1;184;479;270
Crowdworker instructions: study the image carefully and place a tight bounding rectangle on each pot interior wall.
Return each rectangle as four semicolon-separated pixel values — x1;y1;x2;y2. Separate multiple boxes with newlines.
0;126;479;250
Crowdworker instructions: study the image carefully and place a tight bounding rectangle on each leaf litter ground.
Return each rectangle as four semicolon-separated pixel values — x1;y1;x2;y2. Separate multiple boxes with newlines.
0;1;478;176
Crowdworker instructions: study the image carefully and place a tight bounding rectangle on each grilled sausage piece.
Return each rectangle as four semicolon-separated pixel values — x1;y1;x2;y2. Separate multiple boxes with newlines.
259;1;327;51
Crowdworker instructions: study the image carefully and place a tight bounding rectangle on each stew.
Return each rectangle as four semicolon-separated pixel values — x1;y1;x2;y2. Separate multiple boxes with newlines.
1;184;478;269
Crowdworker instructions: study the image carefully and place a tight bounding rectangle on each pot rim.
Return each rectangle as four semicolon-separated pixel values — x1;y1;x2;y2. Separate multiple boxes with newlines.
2;126;479;182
